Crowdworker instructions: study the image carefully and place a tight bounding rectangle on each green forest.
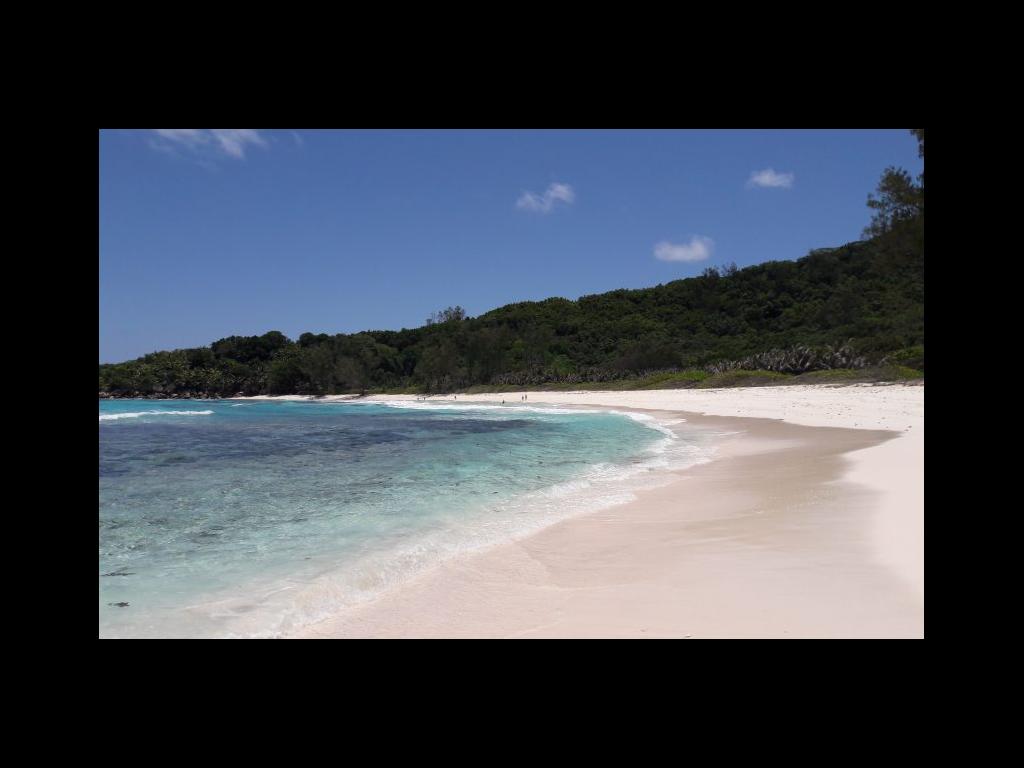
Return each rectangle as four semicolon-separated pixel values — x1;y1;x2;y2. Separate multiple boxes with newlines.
99;132;924;398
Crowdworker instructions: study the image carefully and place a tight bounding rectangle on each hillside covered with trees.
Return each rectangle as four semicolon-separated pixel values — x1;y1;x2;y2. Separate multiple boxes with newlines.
100;132;924;397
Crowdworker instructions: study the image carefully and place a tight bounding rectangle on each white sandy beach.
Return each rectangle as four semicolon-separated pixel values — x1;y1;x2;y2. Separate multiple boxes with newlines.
252;384;924;638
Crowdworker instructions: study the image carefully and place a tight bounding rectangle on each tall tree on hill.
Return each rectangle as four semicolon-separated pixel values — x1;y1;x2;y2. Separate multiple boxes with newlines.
426;306;466;325
863;129;924;239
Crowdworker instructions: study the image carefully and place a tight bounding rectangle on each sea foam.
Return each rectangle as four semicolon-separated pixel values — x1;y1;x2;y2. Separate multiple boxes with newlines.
99;410;214;421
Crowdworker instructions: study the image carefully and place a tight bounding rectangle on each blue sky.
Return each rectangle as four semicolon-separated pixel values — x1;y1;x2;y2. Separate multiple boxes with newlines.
99;129;922;363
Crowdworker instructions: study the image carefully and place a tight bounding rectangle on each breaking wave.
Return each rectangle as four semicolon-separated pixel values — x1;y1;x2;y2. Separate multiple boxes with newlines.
99;410;214;422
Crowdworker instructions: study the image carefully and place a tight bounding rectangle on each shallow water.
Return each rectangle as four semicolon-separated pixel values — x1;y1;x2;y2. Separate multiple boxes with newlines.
99;398;712;637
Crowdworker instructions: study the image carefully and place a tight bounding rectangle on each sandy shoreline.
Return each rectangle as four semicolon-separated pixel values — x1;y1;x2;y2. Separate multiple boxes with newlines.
248;384;924;638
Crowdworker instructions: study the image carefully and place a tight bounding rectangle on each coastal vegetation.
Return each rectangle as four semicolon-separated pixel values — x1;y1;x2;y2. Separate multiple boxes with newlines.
99;132;924;397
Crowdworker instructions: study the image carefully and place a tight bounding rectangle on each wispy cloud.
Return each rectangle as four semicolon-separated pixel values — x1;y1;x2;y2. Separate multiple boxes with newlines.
746;168;794;189
516;182;575;213
150;129;267;159
654;236;714;262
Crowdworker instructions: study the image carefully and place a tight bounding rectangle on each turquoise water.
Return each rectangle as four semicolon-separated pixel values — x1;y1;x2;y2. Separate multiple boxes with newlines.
99;398;710;638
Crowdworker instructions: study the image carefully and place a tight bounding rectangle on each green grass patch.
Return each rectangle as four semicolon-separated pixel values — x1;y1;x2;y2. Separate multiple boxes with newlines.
793;366;922;384
633;370;709;389
881;365;924;380
887;345;924;372
696;370;791;388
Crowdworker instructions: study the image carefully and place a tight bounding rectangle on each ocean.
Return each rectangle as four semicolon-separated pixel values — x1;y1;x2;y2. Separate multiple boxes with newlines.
99;398;712;638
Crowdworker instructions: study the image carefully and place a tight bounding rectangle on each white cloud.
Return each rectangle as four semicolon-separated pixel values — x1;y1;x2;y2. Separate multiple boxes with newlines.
150;129;267;159
654;236;714;262
209;129;266;158
153;128;205;146
516;182;575;213
747;168;794;189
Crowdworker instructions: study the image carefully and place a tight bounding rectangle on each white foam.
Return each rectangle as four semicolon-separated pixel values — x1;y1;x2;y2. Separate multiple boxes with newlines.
353;400;602;416
619;411;678;438
99;410;214;422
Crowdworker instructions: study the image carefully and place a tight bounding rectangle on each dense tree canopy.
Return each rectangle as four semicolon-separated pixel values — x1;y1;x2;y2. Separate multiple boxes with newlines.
99;234;924;396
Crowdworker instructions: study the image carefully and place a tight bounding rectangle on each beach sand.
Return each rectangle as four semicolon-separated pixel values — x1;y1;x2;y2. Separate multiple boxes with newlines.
280;384;923;638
